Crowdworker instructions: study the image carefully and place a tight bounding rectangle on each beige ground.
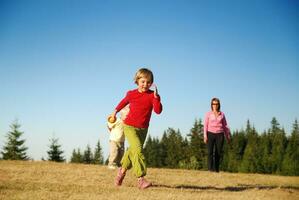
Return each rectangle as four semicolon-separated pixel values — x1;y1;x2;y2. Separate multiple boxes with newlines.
0;160;298;200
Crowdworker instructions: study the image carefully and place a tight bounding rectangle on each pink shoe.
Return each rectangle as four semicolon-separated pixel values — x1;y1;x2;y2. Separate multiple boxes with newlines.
137;177;152;189
115;168;126;186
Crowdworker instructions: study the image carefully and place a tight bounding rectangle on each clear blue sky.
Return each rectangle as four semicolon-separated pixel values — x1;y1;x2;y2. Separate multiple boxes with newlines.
1;0;298;161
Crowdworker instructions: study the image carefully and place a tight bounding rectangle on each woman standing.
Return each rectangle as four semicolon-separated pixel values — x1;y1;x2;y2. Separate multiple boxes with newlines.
204;97;231;172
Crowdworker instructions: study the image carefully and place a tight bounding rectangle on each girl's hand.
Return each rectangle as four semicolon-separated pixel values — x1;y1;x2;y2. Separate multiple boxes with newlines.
151;83;159;98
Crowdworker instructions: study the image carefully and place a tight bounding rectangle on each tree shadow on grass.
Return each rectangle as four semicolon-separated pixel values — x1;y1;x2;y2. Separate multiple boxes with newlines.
152;184;299;192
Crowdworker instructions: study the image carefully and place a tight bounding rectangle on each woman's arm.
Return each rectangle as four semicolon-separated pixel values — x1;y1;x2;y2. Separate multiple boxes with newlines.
204;112;209;144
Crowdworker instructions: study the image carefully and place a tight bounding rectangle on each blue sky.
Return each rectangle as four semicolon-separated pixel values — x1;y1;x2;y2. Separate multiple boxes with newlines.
0;0;298;161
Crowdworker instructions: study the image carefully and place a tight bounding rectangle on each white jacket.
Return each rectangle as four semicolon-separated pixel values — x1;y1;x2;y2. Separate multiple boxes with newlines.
107;118;125;142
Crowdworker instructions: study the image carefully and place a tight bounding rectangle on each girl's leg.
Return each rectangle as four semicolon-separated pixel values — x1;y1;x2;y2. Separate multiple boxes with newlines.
121;125;148;177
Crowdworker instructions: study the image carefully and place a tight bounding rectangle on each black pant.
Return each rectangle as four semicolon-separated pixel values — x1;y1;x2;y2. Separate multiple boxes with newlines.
207;131;224;172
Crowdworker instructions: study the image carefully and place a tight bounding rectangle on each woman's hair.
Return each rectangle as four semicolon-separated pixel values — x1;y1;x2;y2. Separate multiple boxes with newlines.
211;97;221;111
134;68;154;84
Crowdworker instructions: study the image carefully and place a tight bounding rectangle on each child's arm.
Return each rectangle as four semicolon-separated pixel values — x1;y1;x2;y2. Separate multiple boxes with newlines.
153;96;162;114
152;84;162;114
114;93;130;114
109;92;129;119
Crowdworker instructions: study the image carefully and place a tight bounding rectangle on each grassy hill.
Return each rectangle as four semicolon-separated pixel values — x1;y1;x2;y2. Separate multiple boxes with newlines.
0;160;298;200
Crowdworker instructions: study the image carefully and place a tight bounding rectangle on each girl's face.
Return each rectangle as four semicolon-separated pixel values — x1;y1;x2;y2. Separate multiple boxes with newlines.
137;77;152;93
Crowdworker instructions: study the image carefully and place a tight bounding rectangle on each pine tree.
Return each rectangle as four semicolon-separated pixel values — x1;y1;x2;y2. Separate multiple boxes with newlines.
83;144;93;164
47;136;65;162
187;119;206;169
93;140;104;164
159;132;168;167
178;137;193;169
268;118;287;174
240;120;259;173
144;135;163;167
226;130;247;172
259;131;272;173
154;137;163;166
1;120;28;160
144;135;153;165
70;148;83;163
160;128;185;168
221;141;229;171
282;119;299;175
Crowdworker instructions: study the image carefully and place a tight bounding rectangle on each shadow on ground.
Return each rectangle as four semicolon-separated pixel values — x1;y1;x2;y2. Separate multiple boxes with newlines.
152;184;299;192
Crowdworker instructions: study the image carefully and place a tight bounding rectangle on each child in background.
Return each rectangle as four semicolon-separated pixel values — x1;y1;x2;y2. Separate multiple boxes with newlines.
107;105;129;169
109;68;162;189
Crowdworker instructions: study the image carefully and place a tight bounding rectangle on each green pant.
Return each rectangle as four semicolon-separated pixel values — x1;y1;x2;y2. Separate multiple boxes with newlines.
121;125;148;178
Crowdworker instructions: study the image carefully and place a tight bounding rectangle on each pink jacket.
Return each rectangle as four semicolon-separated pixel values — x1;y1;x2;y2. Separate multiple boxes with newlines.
204;111;230;140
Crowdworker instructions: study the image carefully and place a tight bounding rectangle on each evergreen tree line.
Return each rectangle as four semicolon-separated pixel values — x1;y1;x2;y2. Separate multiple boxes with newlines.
0;120;104;164
69;141;104;165
1;118;298;176
144;118;299;176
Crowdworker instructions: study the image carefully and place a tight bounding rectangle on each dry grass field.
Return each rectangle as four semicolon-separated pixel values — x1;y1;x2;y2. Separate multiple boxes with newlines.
0;160;298;200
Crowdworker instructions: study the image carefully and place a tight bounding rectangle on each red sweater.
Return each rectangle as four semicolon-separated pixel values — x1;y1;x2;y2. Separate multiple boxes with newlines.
115;89;162;128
